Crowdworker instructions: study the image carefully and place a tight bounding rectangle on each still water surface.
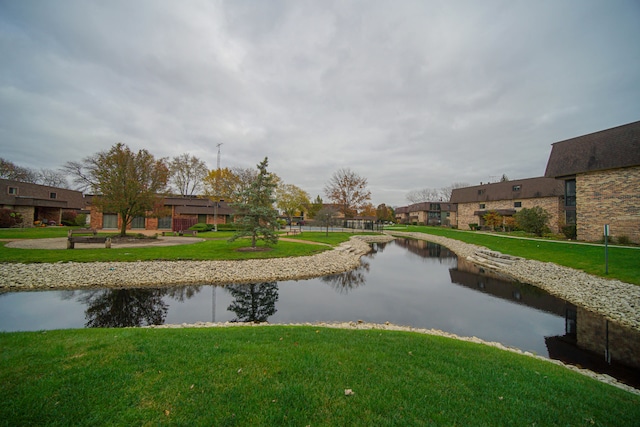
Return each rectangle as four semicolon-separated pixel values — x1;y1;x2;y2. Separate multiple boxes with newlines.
1;239;638;386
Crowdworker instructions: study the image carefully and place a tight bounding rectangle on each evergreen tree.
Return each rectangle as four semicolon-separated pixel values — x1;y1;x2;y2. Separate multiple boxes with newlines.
229;157;279;248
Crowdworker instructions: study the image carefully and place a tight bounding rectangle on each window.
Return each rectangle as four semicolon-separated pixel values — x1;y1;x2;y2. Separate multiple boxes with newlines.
103;214;118;229
8;186;18;195
477;189;485;195
512;185;521;191
198;214;207;223
565;179;576;207
131;216;146;229
565;210;576;225
49;192;57;199
158;216;172;229
514;201;522;208
479;203;485;209
429;203;441;211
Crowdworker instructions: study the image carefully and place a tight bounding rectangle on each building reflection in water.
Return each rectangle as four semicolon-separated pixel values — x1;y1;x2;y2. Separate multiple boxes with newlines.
453;257;640;388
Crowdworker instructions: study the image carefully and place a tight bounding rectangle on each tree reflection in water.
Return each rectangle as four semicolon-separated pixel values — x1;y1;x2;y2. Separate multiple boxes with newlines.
68;286;202;328
321;258;370;294
226;282;278;323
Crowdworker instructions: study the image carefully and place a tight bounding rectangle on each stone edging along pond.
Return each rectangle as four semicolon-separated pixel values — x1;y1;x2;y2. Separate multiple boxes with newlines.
1;232;638;332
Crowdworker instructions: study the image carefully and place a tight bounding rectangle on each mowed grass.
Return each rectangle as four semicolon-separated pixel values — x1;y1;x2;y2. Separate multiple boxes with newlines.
1;326;638;426
390;226;640;285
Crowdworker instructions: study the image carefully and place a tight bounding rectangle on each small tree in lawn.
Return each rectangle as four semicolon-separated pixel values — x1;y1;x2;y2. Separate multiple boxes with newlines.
315;206;339;236
483;210;503;231
229;157;279;248
514;206;550;237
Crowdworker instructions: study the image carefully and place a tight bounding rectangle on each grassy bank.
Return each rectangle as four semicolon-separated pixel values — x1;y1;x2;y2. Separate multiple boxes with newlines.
0;229;361;263
1;326;638;426
391;226;640;285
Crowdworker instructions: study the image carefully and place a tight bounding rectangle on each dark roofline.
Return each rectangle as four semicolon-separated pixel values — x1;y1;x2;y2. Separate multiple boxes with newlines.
544;120;640;178
450;176;563;203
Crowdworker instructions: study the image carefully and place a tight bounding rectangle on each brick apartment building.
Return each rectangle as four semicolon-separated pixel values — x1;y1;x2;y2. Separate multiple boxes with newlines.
450;177;564;232
544;120;640;243
89;196;234;232
1;179;85;227
395;202;457;226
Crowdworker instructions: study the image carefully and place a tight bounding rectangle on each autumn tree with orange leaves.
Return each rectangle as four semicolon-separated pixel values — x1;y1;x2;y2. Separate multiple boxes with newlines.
323;168;371;218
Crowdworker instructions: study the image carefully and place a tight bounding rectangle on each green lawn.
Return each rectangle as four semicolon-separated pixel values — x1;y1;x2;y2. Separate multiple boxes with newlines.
389;226;640;285
1;326;638;426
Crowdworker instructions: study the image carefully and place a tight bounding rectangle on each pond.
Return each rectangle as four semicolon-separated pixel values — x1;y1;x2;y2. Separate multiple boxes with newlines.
1;238;638;387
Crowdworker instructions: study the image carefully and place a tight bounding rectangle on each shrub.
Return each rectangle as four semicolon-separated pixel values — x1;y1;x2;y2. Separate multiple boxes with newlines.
0;208;23;228
514;207;550;237
189;223;213;231
214;223;238;231
468;223;479;231
482;211;503;231
617;235;631;245
561;225;577;240
61;211;77;226
75;213;87;227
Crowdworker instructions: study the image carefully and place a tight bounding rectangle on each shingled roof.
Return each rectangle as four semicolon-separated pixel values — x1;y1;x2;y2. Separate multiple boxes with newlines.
544;120;640;178
450;177;563;203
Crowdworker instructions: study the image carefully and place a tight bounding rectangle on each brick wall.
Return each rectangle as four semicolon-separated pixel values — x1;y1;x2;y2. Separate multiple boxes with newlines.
13;206;34;227
577;166;640;243
577;307;640;369
457;196;563;233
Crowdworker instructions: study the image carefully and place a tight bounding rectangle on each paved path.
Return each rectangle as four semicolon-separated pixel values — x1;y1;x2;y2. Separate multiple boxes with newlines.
4;236;204;250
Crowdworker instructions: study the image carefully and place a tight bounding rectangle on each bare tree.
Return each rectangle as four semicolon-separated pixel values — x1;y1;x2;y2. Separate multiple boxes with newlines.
169;153;208;196
324;168;371;218
438;182;470;201
406;188;439;204
314;206;340;236
0;158;37;182
37;169;69;188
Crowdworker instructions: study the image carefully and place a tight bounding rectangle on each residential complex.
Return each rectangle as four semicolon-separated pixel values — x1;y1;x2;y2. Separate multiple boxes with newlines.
544;120;640;243
1;178;85;227
396;120;639;243
4;121;638;243
450;177;564;233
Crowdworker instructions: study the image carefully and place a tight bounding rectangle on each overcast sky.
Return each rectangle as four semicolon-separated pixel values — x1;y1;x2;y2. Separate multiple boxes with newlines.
1;0;639;207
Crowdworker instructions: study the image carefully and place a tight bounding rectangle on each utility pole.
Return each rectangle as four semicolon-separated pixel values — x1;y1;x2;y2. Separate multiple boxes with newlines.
212;143;223;323
213;143;223;232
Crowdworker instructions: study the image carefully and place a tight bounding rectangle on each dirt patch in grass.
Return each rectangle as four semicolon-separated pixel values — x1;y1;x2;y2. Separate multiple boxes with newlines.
235;247;273;252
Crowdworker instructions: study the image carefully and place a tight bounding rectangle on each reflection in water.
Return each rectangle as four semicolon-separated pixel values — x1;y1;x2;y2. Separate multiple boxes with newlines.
226;282;278;322
394;238;457;265
69;286;202;328
321;258;370;294
79;289;169;327
452;257;640;387
452;258;567;317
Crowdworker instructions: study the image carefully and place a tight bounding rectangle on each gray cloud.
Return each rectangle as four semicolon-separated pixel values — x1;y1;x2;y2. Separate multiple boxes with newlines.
1;0;639;206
